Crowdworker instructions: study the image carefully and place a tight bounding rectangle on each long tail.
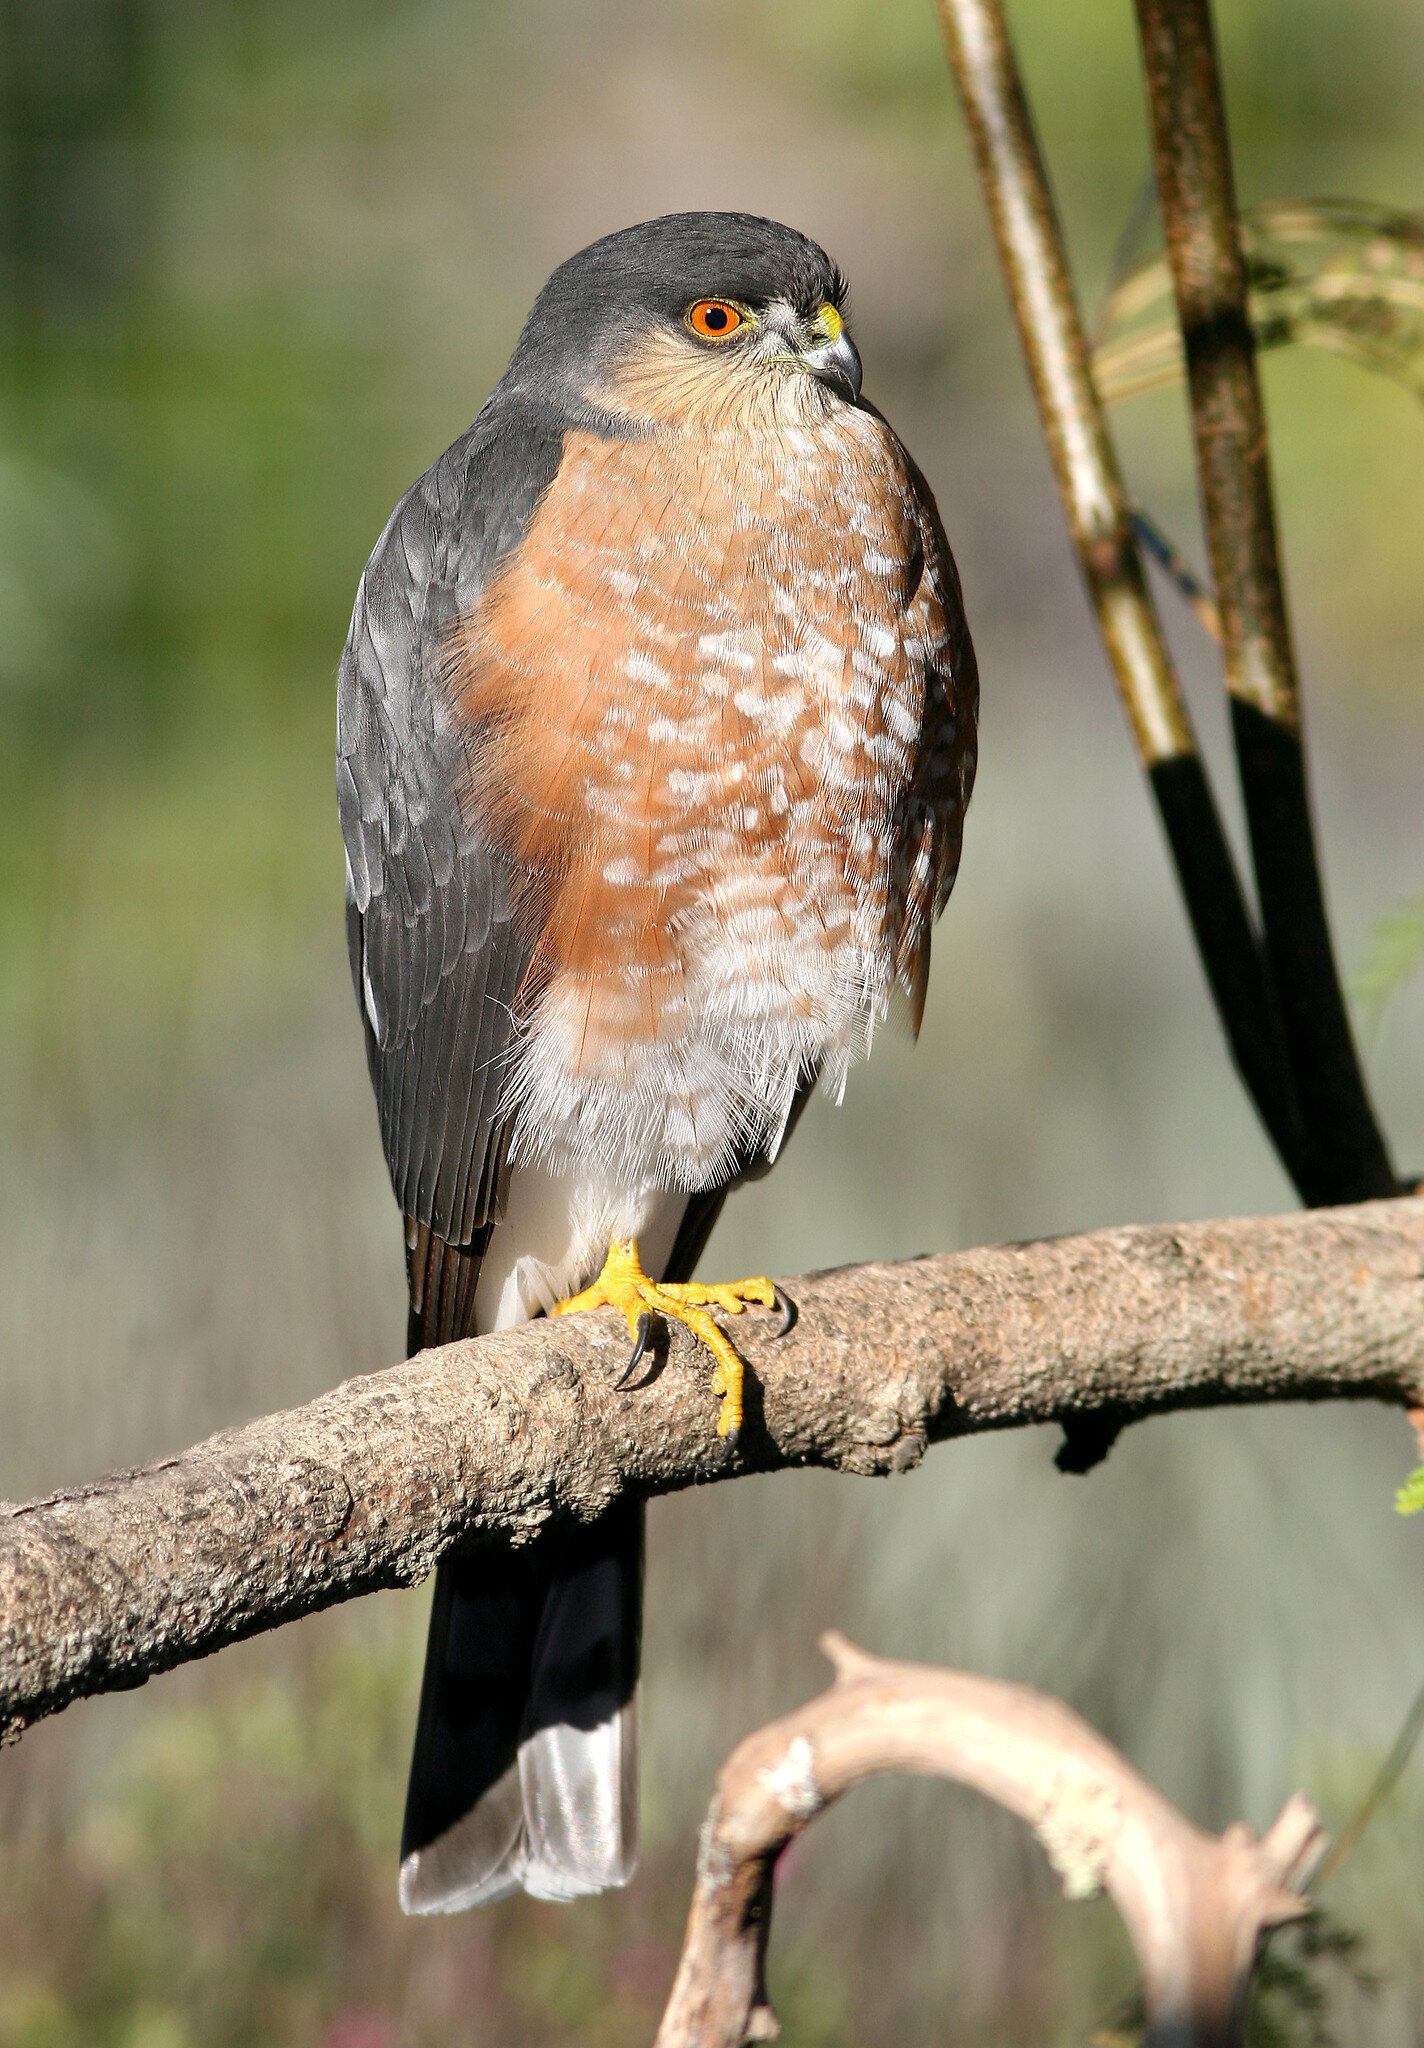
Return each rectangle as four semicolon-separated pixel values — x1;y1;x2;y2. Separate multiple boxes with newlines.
397;1226;646;1912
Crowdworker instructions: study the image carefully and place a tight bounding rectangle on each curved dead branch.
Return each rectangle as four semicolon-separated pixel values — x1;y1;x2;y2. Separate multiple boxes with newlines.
3;1196;1423;1748
655;1635;1325;2048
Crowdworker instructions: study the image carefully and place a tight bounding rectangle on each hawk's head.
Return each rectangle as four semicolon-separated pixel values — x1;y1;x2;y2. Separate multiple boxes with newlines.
504;212;863;426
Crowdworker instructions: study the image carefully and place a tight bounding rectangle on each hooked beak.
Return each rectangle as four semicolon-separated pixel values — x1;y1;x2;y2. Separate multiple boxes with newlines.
803;327;863;405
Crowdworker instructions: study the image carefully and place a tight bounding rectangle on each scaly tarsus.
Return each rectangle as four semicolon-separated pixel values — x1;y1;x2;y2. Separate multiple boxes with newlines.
554;1235;787;1437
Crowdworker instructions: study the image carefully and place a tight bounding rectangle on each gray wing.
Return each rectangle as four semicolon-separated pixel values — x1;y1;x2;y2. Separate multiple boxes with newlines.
337;400;564;1246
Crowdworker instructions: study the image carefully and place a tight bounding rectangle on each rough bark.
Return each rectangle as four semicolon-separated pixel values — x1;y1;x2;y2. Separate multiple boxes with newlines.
655;1635;1324;2048
4;1196;1423;1747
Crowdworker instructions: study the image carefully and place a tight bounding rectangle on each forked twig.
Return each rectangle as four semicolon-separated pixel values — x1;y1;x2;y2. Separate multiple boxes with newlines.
655;1636;1324;2048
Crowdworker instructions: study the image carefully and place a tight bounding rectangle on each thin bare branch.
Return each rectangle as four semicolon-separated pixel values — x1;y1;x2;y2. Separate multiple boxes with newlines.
1133;0;1399;1207
1131;509;1222;644
932;0;1311;1195
654;1636;1325;2048
3;1197;1423;1748
932;0;1189;768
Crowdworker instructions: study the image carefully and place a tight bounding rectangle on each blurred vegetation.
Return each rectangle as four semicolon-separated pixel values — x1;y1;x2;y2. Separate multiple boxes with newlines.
0;1617;681;2048
2;0;1424;2041
0;1612;873;2048
1354;898;1424;1049
6;1626;1424;2048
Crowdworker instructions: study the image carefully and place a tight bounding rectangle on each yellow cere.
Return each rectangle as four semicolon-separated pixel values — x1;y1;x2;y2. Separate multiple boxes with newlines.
815;301;844;341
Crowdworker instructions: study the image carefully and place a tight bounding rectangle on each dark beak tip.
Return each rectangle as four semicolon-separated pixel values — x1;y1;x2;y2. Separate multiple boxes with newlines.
809;333;863;405
845;339;864;401
835;340;864;405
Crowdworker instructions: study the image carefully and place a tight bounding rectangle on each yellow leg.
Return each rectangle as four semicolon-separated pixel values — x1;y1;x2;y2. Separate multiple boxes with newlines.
554;1236;781;1438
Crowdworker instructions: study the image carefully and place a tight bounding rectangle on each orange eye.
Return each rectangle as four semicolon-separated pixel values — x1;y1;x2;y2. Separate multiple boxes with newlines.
686;299;744;340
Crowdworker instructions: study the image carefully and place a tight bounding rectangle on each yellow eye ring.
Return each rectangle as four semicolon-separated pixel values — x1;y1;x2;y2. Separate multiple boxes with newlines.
686;299;744;340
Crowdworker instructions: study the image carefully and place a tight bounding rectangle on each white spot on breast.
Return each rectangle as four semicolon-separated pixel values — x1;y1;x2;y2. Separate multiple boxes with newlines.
885;694;920;743
801;630;845;694
667;766;718;803
625;648;670;686
480;383;970;1199
828;709;859;754
698;629;758;672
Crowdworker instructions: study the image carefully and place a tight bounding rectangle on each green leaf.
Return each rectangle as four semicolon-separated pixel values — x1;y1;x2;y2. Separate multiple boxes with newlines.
1394;1465;1424;1514
1351;896;1424;1036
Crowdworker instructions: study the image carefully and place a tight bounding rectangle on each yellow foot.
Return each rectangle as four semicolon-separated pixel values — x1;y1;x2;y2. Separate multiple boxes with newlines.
554;1236;786;1439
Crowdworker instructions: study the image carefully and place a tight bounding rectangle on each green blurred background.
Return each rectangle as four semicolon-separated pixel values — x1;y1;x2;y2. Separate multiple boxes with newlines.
2;0;1424;2041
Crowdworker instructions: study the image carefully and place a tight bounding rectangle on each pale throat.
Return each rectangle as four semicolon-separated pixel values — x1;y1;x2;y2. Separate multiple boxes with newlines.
588;325;839;437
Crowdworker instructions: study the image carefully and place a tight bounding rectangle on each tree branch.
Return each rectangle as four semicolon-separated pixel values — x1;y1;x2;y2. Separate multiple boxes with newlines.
4;1196;1423;1748
655;1634;1325;2048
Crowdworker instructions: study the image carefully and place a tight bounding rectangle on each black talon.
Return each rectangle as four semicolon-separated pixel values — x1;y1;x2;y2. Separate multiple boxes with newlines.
617;1311;654;1389
723;1424;741;1457
771;1283;797;1338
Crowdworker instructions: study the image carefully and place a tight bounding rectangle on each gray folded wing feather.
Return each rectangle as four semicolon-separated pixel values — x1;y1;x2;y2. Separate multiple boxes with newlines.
337;399;565;1245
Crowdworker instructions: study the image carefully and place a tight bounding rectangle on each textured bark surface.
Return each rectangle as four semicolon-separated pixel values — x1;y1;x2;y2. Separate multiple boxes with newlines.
4;1196;1423;1746
655;1635;1324;2048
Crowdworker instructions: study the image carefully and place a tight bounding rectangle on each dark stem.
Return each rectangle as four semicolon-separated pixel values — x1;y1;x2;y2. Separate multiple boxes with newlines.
1149;755;1308;1179
1133;0;1399;1205
931;0;1315;1199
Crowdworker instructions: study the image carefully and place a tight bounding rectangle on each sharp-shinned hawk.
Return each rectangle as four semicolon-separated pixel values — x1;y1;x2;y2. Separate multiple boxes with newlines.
336;212;978;1913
